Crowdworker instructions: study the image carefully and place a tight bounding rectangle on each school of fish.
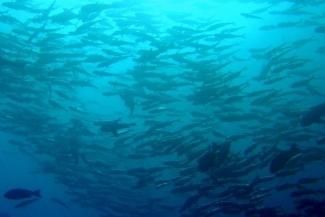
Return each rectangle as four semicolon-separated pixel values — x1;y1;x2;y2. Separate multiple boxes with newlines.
0;0;325;217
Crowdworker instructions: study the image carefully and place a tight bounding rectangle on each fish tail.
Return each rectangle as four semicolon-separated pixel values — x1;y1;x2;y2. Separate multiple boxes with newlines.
33;190;41;198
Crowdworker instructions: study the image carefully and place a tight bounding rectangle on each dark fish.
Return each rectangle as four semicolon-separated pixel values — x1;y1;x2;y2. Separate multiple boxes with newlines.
270;145;301;174
301;102;325;126
95;119;135;136
291;75;314;88
241;13;263;20
14;198;40;208
0;14;22;25
0;57;27;69
2;1;40;13
78;3;111;21
198;141;231;172
4;188;41;200
51;9;76;24
244;143;258;155
251;5;272;14
198;148;217;172
27;0;56;43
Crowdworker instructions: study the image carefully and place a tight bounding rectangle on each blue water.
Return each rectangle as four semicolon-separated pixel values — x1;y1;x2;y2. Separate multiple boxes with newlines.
0;0;325;217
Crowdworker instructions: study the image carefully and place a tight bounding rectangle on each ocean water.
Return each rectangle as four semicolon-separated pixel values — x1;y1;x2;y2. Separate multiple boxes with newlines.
0;0;325;217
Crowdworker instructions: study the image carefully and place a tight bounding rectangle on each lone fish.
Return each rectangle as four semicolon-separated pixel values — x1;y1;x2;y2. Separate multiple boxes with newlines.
4;188;41;200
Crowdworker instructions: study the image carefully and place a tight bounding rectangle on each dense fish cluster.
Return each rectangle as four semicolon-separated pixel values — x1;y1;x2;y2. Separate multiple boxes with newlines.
0;0;325;217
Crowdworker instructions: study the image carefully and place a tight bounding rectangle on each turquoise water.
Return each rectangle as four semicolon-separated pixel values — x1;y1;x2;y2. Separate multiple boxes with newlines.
0;0;325;217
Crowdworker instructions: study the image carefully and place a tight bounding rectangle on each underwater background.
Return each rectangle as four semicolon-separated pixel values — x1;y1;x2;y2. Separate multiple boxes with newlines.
0;0;325;217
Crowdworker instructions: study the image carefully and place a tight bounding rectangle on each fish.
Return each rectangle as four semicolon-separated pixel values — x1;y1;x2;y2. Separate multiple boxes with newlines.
27;0;57;43
78;3;111;21
198;141;231;172
198;143;218;172
1;0;325;216
50;9;77;24
4;188;41;200
269;144;301;174
1;1;40;13
301;102;325;126
0;57;27;69
291;75;314;88
14;198;40;208
251;5;272;14
241;13;263;20
0;14;22;25
95;120;136;136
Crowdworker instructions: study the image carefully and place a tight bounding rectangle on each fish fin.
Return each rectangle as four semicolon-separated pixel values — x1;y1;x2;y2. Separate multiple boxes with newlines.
33;190;41;198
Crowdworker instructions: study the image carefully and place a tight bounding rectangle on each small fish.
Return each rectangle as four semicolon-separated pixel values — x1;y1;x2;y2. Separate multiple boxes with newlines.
95;119;135;136
241;13;263;20
291;76;314;88
198;141;231;172
198;150;216;172
4;188;41;200
270;144;301;174
14;198;40;208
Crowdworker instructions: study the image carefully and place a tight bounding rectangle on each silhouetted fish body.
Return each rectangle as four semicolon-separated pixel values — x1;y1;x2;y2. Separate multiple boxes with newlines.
270;145;301;174
97;120;135;136
4;189;41;200
198;152;216;172
301;102;325;126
